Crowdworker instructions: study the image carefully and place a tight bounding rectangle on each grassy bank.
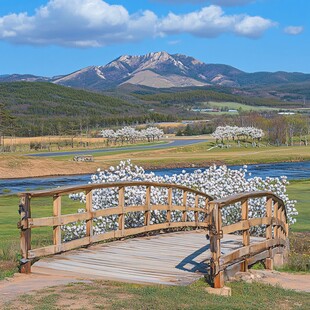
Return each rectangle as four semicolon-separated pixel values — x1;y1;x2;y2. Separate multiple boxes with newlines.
1;142;310;179
2;279;310;309
81;143;310;173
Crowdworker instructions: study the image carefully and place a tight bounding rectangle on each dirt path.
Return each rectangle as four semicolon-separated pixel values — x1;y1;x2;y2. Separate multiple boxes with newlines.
0;272;90;304
253;270;310;292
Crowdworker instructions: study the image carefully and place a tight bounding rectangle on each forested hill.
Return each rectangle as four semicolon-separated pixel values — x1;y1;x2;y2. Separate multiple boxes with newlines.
0;82;175;136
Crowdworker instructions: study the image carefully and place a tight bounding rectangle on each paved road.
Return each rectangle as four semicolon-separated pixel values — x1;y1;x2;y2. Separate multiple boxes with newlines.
26;139;207;157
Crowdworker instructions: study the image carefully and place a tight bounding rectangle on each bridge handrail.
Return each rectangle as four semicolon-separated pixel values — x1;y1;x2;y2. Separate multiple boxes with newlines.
208;191;289;288
18;181;213;273
18;181;213;199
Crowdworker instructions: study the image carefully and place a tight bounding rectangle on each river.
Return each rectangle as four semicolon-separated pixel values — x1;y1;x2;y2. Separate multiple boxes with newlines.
1;161;310;195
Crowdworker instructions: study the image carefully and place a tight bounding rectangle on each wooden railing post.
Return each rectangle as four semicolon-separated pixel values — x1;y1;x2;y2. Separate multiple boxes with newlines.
118;187;125;236
182;191;187;222
194;195;199;226
53;194;62;252
204;198;210;222
274;201;279;240
211;203;224;288
144;186;151;226
284;202;289;238
265;197;274;269
241;198;249;272
266;197;273;240
167;187;172;223
19;194;31;273
280;206;285;239
85;190;93;243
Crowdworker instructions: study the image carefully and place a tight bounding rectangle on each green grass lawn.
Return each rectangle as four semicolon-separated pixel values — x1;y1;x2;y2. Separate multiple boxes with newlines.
287;179;310;232
0;195;83;279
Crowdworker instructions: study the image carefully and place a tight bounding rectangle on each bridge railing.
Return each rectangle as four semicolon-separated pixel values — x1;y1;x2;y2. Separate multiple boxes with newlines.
18;181;213;273
208;191;289;288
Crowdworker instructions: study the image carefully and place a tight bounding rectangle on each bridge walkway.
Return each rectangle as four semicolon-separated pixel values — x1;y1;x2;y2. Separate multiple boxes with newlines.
32;231;263;285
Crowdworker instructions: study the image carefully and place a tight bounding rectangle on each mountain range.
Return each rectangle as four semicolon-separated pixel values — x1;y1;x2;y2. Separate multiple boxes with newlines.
1;51;310;91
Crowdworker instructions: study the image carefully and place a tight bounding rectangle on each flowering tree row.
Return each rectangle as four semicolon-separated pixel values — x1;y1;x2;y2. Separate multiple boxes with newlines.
212;126;264;144
101;126;164;145
62;160;297;241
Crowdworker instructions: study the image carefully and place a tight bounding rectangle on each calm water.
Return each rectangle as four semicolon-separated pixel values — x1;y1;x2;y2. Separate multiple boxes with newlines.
1;161;310;195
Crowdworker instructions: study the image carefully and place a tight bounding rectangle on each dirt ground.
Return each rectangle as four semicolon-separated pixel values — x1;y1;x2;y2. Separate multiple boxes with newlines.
0;155;101;179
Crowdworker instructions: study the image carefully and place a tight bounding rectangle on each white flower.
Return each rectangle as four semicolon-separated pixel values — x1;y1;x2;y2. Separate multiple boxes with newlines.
61;160;297;241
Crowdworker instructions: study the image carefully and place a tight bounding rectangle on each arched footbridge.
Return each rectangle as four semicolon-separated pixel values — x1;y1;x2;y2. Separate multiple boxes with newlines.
18;182;289;288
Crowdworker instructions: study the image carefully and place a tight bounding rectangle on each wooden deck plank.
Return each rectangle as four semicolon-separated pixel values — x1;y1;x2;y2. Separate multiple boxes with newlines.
33;231;264;286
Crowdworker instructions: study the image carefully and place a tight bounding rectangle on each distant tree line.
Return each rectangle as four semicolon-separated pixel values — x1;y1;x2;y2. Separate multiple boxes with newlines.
0;103;16;148
135;90;298;108
211;112;309;146
176;123;213;136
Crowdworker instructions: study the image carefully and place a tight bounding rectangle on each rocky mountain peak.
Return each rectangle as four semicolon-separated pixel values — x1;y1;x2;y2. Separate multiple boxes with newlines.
3;51;309;91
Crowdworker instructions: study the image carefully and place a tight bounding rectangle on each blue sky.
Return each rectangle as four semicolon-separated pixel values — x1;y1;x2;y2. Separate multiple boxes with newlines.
0;0;308;76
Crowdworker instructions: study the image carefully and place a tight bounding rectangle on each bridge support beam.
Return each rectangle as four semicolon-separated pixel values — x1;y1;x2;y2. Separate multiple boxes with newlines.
18;194;32;274
214;271;224;288
265;258;273;270
273;253;284;268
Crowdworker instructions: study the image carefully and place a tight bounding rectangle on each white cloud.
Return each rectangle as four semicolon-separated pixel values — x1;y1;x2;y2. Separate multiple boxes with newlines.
234;16;276;38
0;0;157;47
284;26;304;35
159;5;275;38
0;1;275;47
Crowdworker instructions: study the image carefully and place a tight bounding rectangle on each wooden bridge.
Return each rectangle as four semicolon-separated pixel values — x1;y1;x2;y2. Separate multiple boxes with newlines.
18;182;289;288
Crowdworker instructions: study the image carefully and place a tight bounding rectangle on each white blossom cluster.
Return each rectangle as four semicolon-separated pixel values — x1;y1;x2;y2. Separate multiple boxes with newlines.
212;126;264;143
101;126;164;144
62;160;297;241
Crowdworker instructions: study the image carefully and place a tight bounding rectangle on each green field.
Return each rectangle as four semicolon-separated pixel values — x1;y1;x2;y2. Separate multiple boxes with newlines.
206;101;279;112
287;179;310;232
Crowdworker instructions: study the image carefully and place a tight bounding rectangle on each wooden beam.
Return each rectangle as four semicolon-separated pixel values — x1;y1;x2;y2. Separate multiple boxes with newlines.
144;186;151;227
194;195;199;226
20;181;213;200
274;202;279;239
19;194;31;273
167;187;172;223
182;191;187;222
85;190;93;244
241;198;249;272
266;197;273;240
118;187;125;236
214;271;224;289
215;191;284;208
53;195;62;250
